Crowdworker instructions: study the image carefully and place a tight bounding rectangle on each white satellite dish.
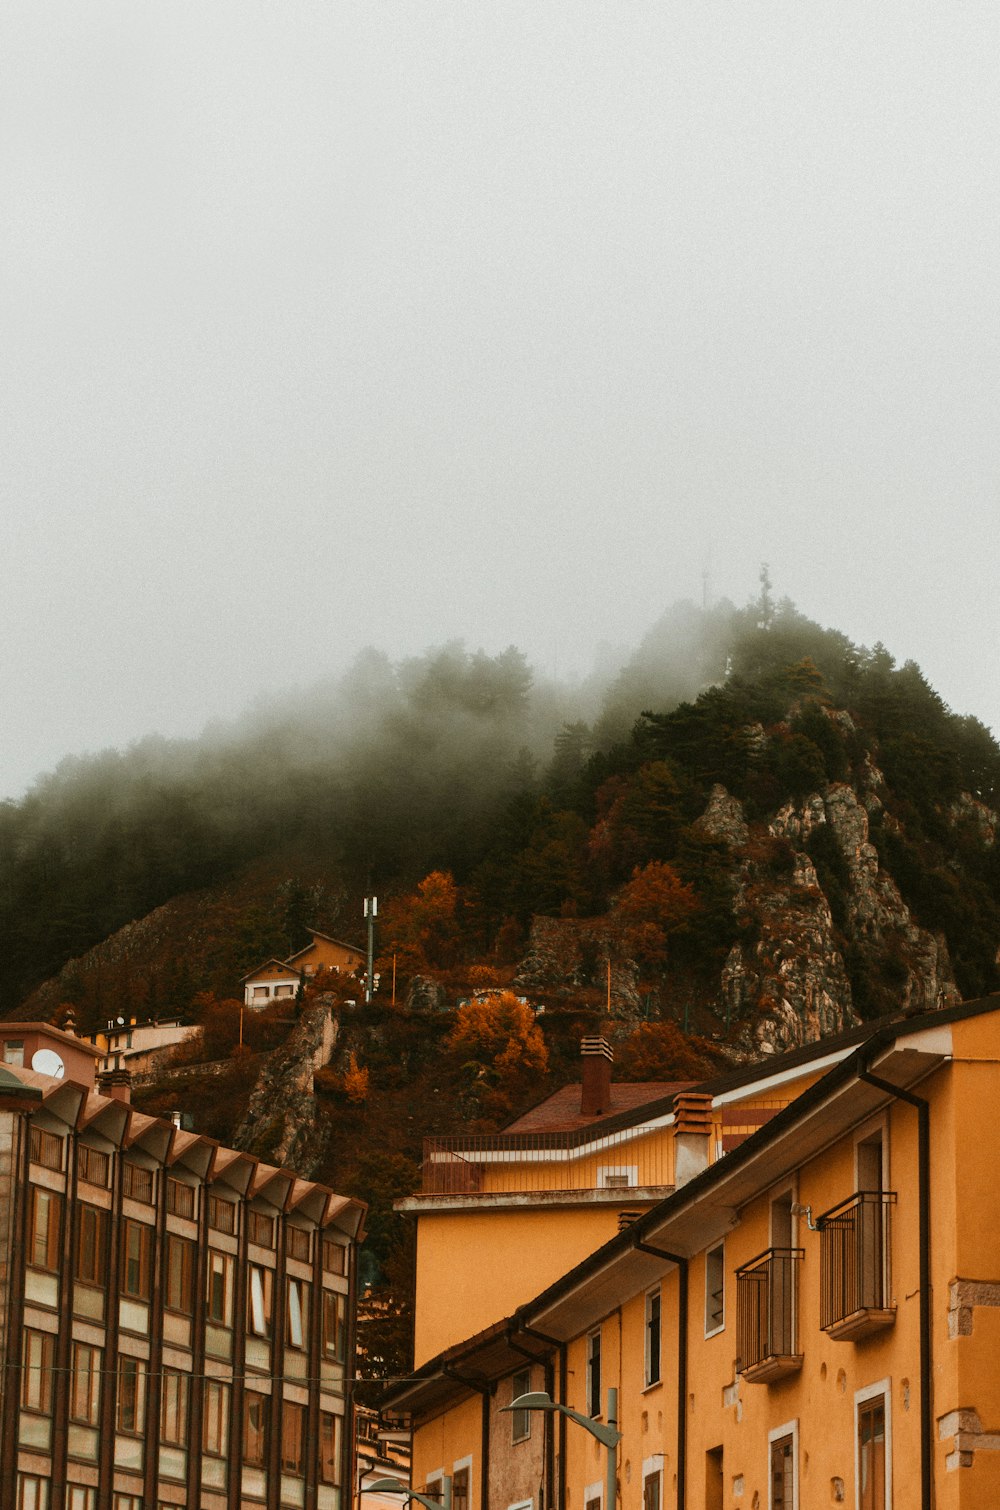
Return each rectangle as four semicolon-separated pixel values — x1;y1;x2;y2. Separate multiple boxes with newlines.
31;1048;65;1079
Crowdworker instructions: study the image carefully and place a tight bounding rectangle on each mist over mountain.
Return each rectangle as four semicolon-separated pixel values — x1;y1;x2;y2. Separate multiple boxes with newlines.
5;584;1000;1030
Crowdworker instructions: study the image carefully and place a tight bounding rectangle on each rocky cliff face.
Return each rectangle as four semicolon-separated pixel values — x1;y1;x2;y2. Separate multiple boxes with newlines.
720;765;960;1054
232;999;338;1170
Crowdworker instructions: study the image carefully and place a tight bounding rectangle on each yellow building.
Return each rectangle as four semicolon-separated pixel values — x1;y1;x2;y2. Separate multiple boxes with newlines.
386;996;1000;1510
399;1033;863;1367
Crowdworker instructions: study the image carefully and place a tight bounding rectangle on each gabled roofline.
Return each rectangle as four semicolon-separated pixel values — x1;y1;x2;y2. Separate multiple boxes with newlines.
286;929;365;963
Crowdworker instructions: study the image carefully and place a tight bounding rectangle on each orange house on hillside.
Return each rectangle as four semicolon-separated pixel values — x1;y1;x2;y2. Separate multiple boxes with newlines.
242;929;366;1009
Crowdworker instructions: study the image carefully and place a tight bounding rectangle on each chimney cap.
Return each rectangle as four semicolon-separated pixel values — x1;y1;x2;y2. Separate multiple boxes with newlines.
580;1036;613;1061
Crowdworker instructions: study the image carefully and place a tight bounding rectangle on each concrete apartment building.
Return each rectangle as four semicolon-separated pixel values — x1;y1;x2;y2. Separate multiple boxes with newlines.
0;1020;365;1510
385;997;1000;1510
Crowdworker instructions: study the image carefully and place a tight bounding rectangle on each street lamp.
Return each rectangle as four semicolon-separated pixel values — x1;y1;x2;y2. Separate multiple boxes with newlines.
504;1390;621;1510
363;1475;452;1510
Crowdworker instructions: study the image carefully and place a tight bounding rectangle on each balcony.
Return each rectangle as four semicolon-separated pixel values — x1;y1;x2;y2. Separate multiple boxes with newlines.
736;1247;804;1383
818;1191;896;1342
417;1128;673;1200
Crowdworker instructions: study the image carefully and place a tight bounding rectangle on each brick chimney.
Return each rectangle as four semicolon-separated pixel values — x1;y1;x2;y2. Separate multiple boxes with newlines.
97;1067;132;1104
672;1091;713;1186
580;1036;613;1117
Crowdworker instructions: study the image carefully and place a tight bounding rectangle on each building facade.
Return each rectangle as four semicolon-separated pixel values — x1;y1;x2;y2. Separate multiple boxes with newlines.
386;997;1000;1510
0;1024;365;1510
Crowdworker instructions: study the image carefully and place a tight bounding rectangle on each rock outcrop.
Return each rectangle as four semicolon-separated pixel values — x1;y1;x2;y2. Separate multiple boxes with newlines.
233;998;338;1170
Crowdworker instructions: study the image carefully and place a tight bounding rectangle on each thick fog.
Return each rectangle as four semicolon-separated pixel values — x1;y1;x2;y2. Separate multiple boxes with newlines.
3;2;1000;800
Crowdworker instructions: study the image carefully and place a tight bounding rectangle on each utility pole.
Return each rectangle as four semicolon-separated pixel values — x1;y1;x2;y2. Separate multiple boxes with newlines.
364;894;377;1004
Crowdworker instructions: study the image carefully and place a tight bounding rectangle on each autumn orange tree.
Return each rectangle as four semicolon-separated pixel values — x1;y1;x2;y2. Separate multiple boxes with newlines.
377;870;463;982
445;990;549;1117
610;860;698;977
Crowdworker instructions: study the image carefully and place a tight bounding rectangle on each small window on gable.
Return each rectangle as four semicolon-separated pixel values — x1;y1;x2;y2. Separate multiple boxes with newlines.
208;1194;236;1235
78;1145;110;1188
30;1127;64;1172
705;1243;725;1335
166;1178;195;1220
287;1225;311;1263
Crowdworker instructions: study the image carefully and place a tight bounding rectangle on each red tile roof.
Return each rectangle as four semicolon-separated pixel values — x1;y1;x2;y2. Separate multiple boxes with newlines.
504;1081;694;1134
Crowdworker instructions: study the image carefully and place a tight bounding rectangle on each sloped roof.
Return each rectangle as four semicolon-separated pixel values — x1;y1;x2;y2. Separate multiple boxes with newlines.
504;1081;693;1134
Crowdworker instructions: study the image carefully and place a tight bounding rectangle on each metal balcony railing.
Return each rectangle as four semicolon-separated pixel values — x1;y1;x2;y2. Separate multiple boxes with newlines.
419;1126;673;1197
736;1247;804;1379
819;1191;896;1336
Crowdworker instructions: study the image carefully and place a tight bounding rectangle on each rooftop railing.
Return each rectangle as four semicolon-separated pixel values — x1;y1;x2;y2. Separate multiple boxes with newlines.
419;1126;674;1197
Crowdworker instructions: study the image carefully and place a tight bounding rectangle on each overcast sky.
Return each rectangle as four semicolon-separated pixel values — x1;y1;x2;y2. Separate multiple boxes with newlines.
2;2;999;800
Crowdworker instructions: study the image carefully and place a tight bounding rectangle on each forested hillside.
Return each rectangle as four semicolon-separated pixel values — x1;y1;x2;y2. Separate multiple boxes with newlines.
7;585;1000;1035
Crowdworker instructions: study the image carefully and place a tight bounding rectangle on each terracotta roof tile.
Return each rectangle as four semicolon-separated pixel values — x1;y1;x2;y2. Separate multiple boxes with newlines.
504;1081;693;1134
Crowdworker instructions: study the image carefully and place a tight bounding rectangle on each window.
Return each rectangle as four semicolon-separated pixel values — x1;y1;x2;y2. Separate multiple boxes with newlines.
203;1380;230;1458
244;1391;267;1466
117;1356;146;1434
206;1250;234;1325
287;1224;311;1262
22;1330;54;1413
122;1162;153;1204
78;1145;110;1187
112;1497;142;1510
645;1289;661;1387
599;1165;637;1189
642;1468;661;1510
120;1220;152;1300
587;1330;602;1418
248;1210;274;1247
511;1368;531;1441
30;1127;63;1171
768;1422;797;1510
29;1187;61;1272
319;1411;340;1484
323;1238;347;1275
248;1265;273;1337
70;1343;101;1425
75;1204;108;1287
5;1040;25;1067
207;1194;236;1234
17;1477;49;1510
287;1276;308;1349
164;1235;193;1314
67;1489;96;1510
705;1244;725;1335
452;1465;470;1510
160;1371;188;1446
282;1401;306;1475
165;1178;194;1219
856;1387;890;1510
322;1288;345;1360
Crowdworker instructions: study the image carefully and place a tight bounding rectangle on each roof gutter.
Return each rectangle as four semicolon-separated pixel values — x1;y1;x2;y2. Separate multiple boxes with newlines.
857;1065;931;1510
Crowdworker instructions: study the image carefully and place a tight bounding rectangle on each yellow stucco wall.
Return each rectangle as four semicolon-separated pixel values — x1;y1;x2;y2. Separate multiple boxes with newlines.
414;1205;628;1366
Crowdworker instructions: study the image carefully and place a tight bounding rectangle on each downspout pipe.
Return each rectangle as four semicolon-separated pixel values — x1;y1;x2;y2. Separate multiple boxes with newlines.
858;1068;931;1510
634;1241;688;1510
